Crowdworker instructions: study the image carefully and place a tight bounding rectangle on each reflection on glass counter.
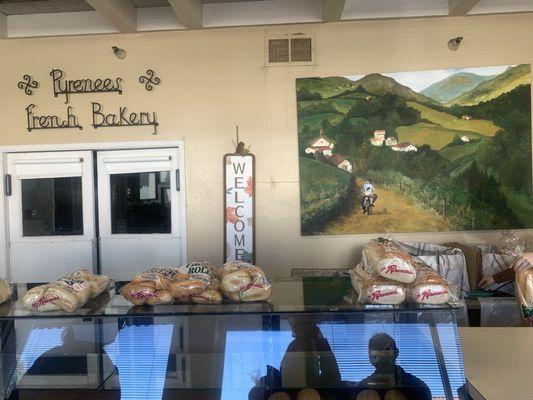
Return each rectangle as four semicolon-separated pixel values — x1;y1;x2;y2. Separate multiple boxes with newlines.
0;278;466;400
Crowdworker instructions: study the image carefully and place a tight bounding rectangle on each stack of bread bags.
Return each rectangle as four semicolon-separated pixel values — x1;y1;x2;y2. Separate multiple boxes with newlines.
22;269;110;312
352;239;451;305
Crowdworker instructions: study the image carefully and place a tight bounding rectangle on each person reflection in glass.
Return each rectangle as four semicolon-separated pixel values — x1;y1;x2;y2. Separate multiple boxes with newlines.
356;333;431;400
249;316;341;400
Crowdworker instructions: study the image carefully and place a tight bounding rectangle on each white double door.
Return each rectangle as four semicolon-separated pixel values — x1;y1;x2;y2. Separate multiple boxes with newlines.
7;148;184;282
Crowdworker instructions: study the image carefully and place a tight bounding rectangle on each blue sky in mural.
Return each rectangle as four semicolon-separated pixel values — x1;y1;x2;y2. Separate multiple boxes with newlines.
345;65;512;92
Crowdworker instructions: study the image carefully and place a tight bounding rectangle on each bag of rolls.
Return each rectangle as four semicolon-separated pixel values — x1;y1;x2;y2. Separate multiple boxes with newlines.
515;269;533;326
362;239;417;284
122;262;223;305
217;261;272;302
0;279;12;304
122;272;174;306
350;263;406;305
22;269;110;312
172;261;222;304
409;261;451;305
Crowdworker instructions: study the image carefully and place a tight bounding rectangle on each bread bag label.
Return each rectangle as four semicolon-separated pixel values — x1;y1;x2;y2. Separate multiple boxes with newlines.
178;262;212;285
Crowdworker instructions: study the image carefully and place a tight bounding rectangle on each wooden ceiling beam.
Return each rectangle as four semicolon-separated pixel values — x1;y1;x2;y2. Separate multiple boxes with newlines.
322;0;346;22
449;0;481;16
168;0;203;29
86;0;137;33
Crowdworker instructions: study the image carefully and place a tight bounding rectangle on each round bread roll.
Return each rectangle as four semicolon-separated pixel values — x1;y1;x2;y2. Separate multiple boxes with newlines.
45;283;82;312
170;278;208;298
122;282;172;305
356;390;381;400
132;273;170;290
267;392;291;400
191;289;223;304
22;284;61;311
297;388;321;400
146;289;174;305
411;284;450;304
220;270;251;293
384;389;407;400
0;279;12;304
240;284;273;302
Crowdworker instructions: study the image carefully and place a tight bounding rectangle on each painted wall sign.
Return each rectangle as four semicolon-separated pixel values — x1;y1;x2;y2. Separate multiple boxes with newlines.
50;68;123;104
224;151;255;263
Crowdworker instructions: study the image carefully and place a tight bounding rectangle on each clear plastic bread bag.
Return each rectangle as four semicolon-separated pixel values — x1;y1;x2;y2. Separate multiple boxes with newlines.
350;263;406;305
408;259;459;306
362;239;417;284
172;261;222;304
218;261;272;302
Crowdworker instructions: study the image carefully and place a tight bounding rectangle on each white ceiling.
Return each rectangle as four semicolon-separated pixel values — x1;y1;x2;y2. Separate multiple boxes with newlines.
1;0;532;38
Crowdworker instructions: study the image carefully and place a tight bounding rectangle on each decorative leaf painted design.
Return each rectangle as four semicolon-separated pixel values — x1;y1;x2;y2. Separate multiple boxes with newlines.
226;207;238;224
245;176;254;197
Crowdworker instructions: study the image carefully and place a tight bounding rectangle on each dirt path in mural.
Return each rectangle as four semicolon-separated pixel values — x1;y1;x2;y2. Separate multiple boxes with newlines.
323;178;449;234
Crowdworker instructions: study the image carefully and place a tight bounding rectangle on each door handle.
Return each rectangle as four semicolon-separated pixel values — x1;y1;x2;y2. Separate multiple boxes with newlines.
4;174;12;196
175;169;180;192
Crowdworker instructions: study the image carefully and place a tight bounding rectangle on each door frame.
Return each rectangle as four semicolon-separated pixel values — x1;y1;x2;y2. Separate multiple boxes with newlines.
0;140;187;281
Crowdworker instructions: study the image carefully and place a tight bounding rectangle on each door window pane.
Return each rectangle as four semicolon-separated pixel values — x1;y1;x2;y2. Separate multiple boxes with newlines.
22;177;84;236
110;171;171;234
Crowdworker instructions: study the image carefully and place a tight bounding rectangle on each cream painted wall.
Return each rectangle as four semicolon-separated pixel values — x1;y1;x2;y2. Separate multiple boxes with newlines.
0;13;532;278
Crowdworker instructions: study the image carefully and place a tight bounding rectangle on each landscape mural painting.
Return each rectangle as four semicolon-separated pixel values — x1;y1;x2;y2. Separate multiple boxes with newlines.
297;64;532;235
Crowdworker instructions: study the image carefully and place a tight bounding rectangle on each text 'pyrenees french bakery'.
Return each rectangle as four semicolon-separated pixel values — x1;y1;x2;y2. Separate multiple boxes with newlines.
23;68;159;134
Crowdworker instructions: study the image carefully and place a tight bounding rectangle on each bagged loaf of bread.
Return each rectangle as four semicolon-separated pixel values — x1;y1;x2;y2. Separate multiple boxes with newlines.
362;240;417;284
350;263;406;305
122;272;174;305
22;269;111;312
515;269;533;326
409;261;450;305
0;279;12;304
218;261;272;302
174;261;222;304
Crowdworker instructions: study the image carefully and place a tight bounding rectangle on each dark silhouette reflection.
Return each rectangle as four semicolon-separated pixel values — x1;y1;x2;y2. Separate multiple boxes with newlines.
249;316;342;400
356;333;431;400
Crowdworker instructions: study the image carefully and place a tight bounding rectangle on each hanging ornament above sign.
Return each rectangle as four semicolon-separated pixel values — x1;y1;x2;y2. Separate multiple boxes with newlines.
224;130;255;264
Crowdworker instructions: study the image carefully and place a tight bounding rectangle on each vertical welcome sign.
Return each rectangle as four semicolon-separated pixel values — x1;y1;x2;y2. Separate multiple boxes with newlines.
224;153;255;264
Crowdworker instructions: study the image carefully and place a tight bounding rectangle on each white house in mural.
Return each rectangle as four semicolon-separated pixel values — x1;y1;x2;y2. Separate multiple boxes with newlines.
392;142;418;152
327;154;353;173
369;130;386;146
305;128;335;156
461;135;470;143
385;137;398;146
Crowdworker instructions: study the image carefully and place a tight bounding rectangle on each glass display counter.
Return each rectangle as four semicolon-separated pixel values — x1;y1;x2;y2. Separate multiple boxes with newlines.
0;277;466;400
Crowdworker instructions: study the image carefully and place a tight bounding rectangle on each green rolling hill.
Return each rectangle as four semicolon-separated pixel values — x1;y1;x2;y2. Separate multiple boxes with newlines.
421;72;494;104
448;64;530;106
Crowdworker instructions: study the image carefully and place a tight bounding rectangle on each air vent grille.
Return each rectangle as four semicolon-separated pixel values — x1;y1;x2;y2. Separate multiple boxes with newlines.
290;37;312;62
266;34;314;66
268;39;289;63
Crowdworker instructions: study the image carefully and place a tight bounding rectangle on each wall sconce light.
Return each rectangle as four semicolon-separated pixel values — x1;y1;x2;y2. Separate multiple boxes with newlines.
447;37;463;51
112;46;126;60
